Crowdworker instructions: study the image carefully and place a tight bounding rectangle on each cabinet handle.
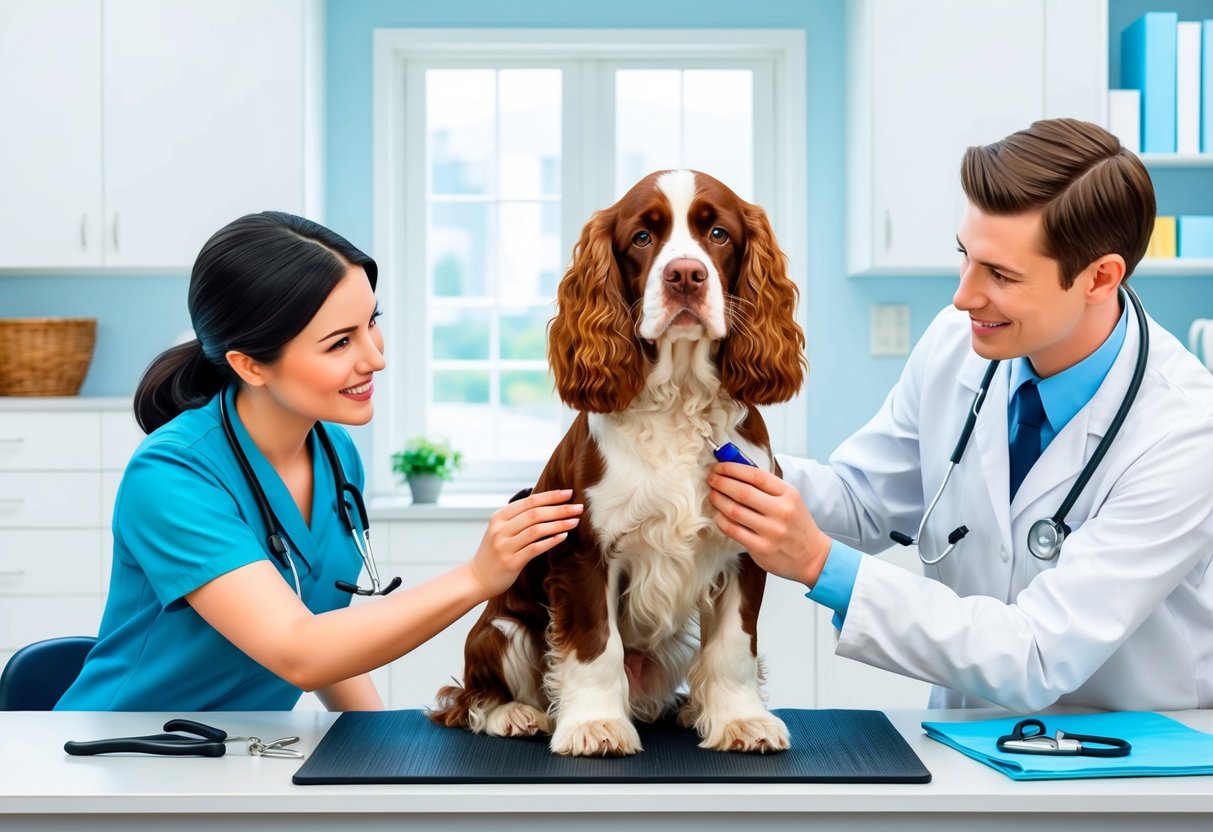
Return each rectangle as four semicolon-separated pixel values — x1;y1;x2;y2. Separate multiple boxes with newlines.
112;212;120;251
81;213;89;251
0;570;25;577
0;498;24;508
0;438;24;445
884;210;892;252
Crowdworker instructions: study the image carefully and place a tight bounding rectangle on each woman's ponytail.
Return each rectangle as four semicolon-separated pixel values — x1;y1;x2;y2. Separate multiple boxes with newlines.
133;339;227;434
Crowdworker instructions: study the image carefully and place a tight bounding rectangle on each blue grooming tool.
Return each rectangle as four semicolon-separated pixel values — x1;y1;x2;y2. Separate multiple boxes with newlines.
703;435;758;467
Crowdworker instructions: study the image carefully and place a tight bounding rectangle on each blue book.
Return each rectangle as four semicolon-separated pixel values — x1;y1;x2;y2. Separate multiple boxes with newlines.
1203;21;1213;152
1178;216;1213;258
1122;12;1178;153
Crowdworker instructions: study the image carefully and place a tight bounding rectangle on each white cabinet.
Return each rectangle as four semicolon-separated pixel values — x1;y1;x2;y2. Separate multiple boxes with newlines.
846;0;1107;275
0;1;102;268
0;0;322;271
0;400;139;676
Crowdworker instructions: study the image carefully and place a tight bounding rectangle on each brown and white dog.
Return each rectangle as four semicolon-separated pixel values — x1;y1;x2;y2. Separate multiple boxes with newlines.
430;170;806;756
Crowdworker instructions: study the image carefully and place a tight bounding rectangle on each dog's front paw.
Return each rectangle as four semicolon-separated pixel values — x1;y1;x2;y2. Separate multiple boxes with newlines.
484;702;553;737
700;712;790;753
551;718;643;756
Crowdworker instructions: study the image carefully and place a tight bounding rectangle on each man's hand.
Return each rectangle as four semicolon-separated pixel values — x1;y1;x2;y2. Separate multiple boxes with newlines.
707;462;833;588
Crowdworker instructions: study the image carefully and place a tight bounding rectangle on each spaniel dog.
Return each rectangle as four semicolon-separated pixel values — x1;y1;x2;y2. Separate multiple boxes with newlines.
431;170;806;756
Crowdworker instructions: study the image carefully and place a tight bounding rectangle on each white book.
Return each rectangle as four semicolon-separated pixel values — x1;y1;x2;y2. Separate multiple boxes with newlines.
1177;21;1201;155
1108;89;1141;154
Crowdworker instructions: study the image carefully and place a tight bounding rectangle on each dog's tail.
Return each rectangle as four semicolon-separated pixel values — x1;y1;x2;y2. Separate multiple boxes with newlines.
427;617;517;730
429;682;487;729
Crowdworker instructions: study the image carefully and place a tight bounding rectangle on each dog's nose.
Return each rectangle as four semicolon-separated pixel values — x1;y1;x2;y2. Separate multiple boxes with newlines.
663;258;707;294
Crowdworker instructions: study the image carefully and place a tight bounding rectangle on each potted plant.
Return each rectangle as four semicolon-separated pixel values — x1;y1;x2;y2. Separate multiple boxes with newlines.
391;437;462;504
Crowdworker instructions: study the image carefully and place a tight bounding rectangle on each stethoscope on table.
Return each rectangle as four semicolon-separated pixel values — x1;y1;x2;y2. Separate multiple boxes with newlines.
219;390;401;597
891;284;1150;565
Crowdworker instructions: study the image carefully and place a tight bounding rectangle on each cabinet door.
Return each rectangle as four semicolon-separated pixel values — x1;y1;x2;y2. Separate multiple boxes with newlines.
869;0;1044;271
0;0;103;268
102;0;307;267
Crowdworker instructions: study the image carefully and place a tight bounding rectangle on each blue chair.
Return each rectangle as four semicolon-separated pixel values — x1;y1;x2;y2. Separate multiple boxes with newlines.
0;636;96;710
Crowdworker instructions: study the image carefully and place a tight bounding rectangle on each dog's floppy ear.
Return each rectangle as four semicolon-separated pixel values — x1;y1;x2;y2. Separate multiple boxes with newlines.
718;202;807;405
548;208;645;413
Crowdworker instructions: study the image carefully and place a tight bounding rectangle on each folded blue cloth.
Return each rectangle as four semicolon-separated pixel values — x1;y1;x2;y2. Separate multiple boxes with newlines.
922;712;1213;780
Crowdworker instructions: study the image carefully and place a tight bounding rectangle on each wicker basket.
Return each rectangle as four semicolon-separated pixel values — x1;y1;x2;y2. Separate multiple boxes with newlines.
0;318;97;396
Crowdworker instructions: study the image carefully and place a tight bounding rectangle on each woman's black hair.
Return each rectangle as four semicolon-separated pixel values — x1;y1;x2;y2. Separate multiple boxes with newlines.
133;211;378;434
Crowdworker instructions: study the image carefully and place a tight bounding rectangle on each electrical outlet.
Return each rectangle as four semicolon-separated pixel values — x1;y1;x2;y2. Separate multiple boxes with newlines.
870;304;910;356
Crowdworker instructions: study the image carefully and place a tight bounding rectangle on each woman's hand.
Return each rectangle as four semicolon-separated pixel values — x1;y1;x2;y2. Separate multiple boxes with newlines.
708;463;832;588
467;489;582;599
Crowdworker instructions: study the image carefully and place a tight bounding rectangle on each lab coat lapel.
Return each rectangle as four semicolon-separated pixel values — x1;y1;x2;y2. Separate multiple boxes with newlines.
964;352;1015;555
1010;304;1144;514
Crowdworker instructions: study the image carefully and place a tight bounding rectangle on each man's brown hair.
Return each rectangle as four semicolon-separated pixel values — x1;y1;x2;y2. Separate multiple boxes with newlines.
960;118;1156;289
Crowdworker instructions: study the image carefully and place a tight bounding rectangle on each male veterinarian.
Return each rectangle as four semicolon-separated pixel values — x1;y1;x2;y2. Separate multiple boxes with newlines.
708;118;1213;713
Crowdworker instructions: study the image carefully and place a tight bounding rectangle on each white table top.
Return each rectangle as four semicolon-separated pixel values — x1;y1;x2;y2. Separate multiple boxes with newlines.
2;708;1212;821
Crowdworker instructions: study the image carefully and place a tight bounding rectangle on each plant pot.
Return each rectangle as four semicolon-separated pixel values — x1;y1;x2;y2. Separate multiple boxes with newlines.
407;473;444;504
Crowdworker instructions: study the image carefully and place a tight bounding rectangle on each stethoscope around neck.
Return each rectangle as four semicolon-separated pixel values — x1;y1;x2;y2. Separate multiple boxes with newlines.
891;284;1150;565
218;389;401;597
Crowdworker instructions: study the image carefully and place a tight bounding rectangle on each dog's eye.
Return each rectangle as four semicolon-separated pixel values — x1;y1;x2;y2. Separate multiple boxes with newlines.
632;230;652;248
709;227;729;244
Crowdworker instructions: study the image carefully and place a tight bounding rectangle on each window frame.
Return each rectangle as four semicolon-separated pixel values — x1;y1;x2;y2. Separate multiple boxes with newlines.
370;29;808;501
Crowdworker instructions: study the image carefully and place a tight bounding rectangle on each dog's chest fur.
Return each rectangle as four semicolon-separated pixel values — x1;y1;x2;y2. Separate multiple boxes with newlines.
582;338;757;645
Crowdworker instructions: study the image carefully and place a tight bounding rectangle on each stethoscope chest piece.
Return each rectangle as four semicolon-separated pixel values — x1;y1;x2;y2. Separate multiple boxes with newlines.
1027;517;1067;561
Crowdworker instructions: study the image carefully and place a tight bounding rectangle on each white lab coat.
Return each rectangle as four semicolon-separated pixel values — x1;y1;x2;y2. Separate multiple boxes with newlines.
781;305;1213;712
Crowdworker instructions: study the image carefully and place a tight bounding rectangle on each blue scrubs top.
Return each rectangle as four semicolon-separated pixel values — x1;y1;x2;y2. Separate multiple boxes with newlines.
56;386;364;711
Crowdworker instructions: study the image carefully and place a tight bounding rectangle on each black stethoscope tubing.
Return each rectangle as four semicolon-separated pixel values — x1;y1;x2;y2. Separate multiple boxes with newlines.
892;284;1150;564
218;388;401;597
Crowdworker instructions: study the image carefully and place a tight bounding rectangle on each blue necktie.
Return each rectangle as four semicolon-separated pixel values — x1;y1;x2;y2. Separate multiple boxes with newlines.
1009;380;1045;500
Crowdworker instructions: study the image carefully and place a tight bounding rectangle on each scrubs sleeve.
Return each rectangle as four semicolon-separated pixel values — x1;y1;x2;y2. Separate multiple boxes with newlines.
114;440;269;608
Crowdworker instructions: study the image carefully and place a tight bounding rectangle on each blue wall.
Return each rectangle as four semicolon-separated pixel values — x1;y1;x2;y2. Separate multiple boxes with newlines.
2;0;1210;463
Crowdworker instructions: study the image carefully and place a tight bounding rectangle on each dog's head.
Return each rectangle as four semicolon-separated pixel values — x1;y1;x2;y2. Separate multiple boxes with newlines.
548;170;806;413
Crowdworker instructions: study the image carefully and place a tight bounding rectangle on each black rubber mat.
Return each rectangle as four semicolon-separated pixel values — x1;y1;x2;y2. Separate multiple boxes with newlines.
292;708;931;784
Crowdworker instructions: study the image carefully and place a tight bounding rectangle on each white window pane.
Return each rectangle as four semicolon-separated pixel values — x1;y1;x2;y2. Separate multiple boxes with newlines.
432;307;491;361
615;69;754;200
427;69;495;195
433;369;489;404
499;307;552;361
429;202;490;297
499;69;561;198
683;70;753;200
615;69;681;197
498;202;561;302
432;401;561;465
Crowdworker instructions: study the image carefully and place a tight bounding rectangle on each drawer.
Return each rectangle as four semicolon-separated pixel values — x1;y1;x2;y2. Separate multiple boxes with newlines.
0;530;103;595
101;410;144;472
0;412;101;471
0;595;102;650
0;472;101;528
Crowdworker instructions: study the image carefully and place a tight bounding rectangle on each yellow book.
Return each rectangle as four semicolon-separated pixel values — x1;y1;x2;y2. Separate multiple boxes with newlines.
1147;216;1177;259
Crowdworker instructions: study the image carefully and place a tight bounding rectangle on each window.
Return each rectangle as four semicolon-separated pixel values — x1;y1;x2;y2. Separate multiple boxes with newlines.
371;30;806;499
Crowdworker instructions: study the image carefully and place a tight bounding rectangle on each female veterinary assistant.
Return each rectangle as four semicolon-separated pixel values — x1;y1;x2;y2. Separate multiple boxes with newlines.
709;119;1213;713
57;211;582;711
